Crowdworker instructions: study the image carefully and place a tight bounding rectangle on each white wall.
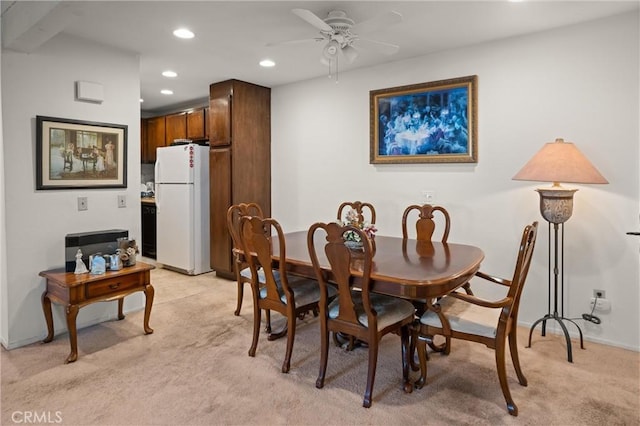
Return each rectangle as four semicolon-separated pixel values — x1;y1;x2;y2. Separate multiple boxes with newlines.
272;12;640;350
1;34;142;348
0;29;7;344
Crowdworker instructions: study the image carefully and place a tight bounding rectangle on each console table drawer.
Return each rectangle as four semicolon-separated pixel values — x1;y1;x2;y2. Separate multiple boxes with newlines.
85;273;140;298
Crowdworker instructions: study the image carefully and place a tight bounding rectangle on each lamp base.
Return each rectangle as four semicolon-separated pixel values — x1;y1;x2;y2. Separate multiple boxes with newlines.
536;188;578;224
527;312;584;363
527;221;586;362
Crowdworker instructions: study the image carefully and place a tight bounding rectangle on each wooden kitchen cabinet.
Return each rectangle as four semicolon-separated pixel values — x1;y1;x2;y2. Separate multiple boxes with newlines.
144;116;166;163
186;107;207;140
141;119;148;162
165;112;187;144
209;80;271;279
209;88;231;147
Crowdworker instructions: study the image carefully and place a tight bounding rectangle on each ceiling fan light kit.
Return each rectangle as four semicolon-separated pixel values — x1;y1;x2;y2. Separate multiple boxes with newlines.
283;8;402;82
323;40;340;59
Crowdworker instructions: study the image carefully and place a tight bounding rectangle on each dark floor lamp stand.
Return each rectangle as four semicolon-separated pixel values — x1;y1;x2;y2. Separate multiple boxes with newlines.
527;221;584;362
513;138;608;363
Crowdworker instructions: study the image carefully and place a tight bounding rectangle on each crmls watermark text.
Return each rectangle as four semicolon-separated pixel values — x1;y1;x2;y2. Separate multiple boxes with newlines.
11;411;63;424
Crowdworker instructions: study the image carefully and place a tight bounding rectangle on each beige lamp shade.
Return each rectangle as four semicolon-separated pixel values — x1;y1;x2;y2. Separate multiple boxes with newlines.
513;138;608;224
512;138;608;185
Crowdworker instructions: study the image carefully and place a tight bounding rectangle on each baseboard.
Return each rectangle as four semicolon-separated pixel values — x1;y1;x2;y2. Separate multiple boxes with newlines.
1;307;144;351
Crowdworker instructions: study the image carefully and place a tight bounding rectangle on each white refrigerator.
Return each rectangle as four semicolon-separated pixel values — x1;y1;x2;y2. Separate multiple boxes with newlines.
155;144;211;275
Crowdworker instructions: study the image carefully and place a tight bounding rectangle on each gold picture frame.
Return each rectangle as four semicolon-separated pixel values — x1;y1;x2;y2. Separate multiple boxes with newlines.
36;116;127;190
370;75;478;164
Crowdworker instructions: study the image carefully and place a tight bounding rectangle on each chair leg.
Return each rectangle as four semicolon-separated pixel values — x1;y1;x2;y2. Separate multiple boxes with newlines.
400;326;413;393
282;315;296;373
248;305;261;357
265;309;272;334
363;338;379;408
316;318;329;389
234;281;244;316
508;329;528;386
462;282;474;295
496;338;518;416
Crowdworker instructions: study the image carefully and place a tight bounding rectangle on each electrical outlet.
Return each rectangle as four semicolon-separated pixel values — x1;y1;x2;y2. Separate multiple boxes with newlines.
593;289;606;298
118;195;127;208
589;297;611;311
421;190;436;204
77;197;88;211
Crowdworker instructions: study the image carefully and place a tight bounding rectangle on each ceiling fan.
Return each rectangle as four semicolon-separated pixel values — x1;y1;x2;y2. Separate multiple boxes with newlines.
271;8;402;68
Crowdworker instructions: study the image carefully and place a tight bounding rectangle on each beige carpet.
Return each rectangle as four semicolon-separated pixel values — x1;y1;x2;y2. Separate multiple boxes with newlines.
1;266;638;425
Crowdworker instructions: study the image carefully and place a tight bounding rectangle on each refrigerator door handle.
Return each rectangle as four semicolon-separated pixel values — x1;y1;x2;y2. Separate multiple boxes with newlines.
154;159;160;209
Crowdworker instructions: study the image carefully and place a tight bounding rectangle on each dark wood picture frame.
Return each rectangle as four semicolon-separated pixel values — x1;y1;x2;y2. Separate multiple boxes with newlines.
370;75;478;164
36;115;127;190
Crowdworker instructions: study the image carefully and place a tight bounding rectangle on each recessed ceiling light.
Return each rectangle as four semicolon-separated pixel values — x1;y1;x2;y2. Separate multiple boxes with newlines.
161;89;174;95
162;70;178;78
173;28;194;39
259;59;276;68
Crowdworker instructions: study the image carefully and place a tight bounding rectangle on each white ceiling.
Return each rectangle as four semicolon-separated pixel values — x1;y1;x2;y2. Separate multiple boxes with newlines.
2;1;638;113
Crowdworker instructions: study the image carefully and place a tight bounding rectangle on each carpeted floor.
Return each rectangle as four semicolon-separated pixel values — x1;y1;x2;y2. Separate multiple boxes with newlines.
1;266;638;425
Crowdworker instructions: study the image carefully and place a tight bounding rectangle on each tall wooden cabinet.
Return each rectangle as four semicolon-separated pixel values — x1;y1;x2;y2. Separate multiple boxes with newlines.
209;80;271;279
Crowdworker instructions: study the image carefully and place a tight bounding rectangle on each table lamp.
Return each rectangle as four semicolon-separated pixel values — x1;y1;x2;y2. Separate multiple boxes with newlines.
512;137;608;362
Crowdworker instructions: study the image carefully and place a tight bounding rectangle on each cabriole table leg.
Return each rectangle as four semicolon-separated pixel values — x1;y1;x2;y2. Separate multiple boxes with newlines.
65;304;80;364
143;284;155;334
41;292;54;343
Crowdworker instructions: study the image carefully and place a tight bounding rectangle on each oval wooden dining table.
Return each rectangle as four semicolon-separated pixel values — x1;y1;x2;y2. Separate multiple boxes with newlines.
273;231;485;300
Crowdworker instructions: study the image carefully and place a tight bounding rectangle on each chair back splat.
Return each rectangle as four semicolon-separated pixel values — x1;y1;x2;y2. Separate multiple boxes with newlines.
402;204;450;242
307;222;414;407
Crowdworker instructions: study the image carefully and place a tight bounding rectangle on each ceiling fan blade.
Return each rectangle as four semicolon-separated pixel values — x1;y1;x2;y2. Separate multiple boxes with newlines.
351;11;402;35
354;38;400;55
292;8;333;33
266;37;324;47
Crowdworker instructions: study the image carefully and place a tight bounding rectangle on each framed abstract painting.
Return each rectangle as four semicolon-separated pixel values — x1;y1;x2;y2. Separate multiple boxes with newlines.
370;75;478;164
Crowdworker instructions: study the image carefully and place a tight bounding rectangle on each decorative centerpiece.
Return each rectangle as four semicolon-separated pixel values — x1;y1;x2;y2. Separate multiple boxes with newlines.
342;209;377;250
117;238;139;267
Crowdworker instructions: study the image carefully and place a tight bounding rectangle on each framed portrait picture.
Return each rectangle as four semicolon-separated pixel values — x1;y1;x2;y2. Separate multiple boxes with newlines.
370;75;478;164
36;116;128;190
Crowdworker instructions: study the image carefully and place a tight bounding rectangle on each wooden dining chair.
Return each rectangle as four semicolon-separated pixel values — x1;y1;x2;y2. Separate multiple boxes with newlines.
307;221;415;408
226;203;265;318
402;204;471;366
414;221;538;416
337;201;376;225
240;215;332;373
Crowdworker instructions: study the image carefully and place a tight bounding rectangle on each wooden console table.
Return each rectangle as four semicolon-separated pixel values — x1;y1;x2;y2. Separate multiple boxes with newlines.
40;261;155;363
